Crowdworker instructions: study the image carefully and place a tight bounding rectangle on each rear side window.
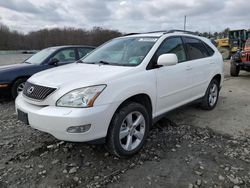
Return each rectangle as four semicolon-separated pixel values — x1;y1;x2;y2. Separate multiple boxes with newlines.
155;37;187;63
184;37;209;60
78;48;94;58
203;42;215;56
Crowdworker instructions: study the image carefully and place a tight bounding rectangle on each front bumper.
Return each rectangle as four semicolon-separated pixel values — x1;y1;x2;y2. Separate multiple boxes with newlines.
15;94;119;142
0;83;11;96
234;61;250;69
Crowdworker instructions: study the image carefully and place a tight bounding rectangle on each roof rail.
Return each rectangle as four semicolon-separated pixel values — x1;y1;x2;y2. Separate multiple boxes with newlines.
123;33;141;36
165;30;200;35
122;30;200;36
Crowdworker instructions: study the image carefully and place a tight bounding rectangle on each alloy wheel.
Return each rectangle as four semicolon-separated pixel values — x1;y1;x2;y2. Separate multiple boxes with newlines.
119;111;146;151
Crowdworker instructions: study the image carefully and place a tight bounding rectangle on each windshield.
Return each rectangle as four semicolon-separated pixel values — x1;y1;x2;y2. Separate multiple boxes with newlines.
81;37;158;66
24;48;56;64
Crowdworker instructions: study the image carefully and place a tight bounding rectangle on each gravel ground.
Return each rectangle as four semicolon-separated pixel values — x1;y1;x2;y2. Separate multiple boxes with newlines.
0;99;249;188
0;57;250;187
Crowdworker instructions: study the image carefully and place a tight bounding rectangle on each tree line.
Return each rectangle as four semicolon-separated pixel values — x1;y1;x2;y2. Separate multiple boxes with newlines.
0;24;122;50
0;23;250;50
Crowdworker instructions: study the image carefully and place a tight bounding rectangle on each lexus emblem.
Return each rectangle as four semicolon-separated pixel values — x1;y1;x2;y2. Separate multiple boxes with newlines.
27;86;35;94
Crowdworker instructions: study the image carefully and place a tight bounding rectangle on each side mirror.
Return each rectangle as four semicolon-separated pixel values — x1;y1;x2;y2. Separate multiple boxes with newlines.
48;58;59;65
157;54;178;67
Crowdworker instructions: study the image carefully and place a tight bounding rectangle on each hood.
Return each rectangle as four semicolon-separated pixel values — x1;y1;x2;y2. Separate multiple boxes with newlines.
0;63;31;72
29;63;134;87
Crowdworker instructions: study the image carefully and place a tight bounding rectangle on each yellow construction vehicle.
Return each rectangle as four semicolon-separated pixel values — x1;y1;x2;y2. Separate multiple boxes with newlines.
215;37;230;60
215;29;249;60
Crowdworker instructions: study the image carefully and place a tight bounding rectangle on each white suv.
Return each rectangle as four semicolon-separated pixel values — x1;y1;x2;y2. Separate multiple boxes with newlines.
16;30;224;157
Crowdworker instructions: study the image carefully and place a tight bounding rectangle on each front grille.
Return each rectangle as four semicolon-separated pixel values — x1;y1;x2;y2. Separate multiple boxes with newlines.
23;82;56;100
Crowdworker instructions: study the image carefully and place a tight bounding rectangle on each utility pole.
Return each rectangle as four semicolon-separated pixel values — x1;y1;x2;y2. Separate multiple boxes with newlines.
184;15;186;31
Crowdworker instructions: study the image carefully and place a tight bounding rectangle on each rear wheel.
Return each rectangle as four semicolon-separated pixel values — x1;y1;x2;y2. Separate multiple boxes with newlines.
106;102;150;158
11;78;27;99
230;62;240;77
200;79;220;110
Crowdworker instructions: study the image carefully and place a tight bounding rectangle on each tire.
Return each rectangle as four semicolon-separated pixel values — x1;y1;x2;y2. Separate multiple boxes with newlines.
11;78;27;99
200;79;220;110
230;62;240;77
106;102;150;158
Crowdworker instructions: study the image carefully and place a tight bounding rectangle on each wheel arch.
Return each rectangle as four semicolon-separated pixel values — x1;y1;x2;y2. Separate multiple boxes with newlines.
11;76;30;87
212;74;222;86
107;93;153;138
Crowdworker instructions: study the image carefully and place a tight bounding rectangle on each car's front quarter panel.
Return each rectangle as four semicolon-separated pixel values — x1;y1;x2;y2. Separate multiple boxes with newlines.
94;68;157;117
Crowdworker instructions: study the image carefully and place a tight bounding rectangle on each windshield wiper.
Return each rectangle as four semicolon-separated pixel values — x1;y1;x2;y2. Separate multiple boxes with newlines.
97;60;111;65
77;60;95;64
24;61;31;64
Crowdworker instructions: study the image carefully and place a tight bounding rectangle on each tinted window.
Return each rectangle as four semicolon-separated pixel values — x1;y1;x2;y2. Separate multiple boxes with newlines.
78;48;93;58
156;37;187;63
52;49;76;62
203;42;215;56
184;37;209;60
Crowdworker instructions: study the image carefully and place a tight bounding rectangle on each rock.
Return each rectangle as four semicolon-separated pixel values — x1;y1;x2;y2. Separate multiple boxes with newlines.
194;171;203;176
73;177;79;182
84;162;91;167
199;166;204;170
38;165;44;168
94;176;100;180
69;167;77;174
218;175;225;181
188;183;194;188
233;186;240;188
196;179;202;186
38;170;46;175
244;148;249;155
51;159;59;164
47;144;54;149
24;165;31;169
171;148;176;152
63;169;67;174
68;163;77;167
227;175;240;184
176;144;181;148
224;167;230;171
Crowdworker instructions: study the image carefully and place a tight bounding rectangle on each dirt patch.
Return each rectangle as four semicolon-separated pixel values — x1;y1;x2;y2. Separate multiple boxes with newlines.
0;99;249;188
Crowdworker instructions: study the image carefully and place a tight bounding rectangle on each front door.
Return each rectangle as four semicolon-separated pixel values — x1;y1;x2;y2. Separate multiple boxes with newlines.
154;37;193;116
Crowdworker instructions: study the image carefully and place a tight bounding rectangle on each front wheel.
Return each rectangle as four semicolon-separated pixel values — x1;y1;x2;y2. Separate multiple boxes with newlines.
230;62;240;77
200;79;220;110
106;102;150;158
11;78;27;99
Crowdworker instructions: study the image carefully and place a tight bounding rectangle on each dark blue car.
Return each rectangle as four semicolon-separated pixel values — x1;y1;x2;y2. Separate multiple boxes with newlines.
0;45;95;98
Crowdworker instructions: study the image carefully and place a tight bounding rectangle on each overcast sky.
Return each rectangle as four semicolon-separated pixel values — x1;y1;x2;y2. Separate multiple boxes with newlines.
0;0;249;34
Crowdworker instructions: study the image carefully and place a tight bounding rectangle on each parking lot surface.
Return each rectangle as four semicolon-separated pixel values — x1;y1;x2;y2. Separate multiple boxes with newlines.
0;59;250;188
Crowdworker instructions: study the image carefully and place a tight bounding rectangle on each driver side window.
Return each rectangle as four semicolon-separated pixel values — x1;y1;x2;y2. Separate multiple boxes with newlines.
52;49;76;63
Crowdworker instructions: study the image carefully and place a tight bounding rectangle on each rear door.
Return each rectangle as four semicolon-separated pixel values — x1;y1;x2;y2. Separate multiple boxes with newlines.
153;36;193;116
183;37;215;98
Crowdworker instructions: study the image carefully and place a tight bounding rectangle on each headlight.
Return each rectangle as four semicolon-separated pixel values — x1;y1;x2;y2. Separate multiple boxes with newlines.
56;85;106;108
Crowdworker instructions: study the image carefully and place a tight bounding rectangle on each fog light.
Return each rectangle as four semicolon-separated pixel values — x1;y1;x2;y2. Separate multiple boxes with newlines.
67;124;91;133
